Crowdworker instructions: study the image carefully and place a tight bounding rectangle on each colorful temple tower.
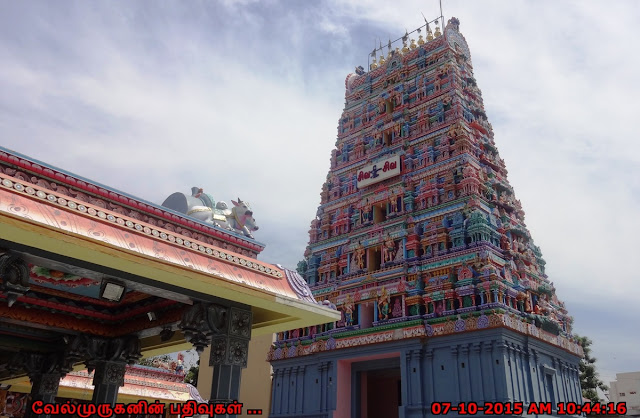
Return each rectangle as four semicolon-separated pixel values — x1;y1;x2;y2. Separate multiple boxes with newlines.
268;17;584;418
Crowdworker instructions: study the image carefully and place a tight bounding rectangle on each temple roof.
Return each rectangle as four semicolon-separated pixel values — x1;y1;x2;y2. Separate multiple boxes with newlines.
0;146;339;382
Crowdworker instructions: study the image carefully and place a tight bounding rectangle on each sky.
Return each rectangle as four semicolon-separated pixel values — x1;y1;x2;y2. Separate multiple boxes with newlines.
1;0;638;389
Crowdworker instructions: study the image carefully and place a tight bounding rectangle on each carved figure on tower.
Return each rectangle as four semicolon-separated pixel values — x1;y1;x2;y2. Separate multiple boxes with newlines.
344;294;355;326
352;242;366;271
382;235;397;263
378;287;390;321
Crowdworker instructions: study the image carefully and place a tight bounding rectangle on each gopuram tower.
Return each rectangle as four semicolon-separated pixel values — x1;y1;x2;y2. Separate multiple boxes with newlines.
268;17;584;418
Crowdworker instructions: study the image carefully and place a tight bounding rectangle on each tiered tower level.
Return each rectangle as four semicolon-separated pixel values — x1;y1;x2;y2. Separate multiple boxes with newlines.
268;18;583;417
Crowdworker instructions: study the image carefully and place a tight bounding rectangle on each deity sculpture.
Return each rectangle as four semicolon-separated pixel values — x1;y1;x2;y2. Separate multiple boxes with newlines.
378;287;390;321
352;243;366;271
344;294;355;326
525;293;533;313
389;195;398;213
382;235;397;263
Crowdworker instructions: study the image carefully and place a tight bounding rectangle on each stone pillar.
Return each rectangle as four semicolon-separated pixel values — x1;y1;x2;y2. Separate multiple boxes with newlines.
450;346;460;403
180;302;252;417
406;349;424;407
80;335;142;407
481;342;496;401
8;352;72;418
295;365;305;415
424;349;435;407
460;345;471;401
496;341;512;402
470;343;483;401
91;361;127;405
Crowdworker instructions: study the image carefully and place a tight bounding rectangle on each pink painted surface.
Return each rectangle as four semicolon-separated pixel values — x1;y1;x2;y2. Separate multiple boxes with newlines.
0;181;297;299
334;360;351;418
0;149;263;253
60;371;191;401
332;352;400;418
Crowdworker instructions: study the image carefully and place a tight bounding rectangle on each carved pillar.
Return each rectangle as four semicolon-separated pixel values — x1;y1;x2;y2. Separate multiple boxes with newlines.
0;253;30;307
450;346;461;402
91;361;127;405
424;349;435;406
180;302;252;416
481;342;496;401
8;351;74;418
82;335;141;406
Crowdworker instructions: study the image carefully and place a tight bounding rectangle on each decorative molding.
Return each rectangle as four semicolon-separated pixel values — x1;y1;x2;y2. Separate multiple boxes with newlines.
67;334;142;372
0;150;264;255
180;302;252;369
93;361;127;386
0;173;282;279
0;252;30;307
269;313;582;361
281;267;318;304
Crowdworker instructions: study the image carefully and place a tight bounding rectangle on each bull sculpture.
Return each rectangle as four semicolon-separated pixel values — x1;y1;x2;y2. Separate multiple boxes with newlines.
162;187;259;238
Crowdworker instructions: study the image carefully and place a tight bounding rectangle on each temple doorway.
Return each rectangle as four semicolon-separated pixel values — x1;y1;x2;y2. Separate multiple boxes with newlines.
352;358;401;418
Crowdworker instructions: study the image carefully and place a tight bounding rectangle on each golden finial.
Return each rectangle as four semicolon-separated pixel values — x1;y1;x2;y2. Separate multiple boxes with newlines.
402;30;409;54
370;57;378;70
424;21;433;41
418;34;425;45
410;38;417;49
434;24;442;37
379;54;386;65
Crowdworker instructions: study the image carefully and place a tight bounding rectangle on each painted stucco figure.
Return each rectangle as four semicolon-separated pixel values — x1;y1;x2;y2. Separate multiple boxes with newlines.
162;187;259;238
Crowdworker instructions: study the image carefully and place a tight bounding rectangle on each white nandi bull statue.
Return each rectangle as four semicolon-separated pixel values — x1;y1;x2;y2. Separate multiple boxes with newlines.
162;187;259;238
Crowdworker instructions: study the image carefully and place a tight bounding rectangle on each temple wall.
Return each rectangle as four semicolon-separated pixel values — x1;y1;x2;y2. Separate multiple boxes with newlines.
269;329;581;418
198;333;275;417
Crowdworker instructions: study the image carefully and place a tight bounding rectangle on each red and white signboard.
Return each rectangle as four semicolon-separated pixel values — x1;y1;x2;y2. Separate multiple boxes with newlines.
356;155;401;188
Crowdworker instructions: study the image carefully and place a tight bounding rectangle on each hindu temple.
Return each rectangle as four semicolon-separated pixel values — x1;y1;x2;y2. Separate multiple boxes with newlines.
268;17;584;418
0;143;339;417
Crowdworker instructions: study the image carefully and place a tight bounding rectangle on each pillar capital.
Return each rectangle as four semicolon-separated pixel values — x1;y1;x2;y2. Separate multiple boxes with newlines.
66;334;142;372
8;350;72;418
180;302;252;359
181;302;252;410
8;351;72;378
0;252;30;307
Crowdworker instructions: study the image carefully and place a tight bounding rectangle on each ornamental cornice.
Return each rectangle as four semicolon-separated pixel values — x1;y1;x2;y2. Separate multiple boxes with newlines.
0;173;283;281
268;311;582;362
0;150;263;254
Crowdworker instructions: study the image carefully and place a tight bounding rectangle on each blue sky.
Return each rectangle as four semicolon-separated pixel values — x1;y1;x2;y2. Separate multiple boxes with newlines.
1;1;639;389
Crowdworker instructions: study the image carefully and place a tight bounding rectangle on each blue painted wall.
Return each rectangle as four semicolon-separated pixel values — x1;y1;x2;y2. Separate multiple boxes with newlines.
269;329;582;418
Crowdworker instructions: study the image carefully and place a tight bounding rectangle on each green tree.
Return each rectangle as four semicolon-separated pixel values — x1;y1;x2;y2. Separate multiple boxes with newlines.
575;335;608;402
185;359;199;385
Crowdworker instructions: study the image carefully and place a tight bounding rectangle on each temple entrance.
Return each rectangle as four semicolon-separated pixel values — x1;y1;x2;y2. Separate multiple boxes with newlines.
352;358;401;418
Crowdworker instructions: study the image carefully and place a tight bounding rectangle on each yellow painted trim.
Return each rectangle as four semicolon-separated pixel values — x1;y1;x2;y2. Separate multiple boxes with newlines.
0;213;340;329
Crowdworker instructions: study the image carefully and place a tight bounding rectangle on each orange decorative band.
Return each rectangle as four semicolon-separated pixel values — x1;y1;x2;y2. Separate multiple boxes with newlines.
0;175;283;279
